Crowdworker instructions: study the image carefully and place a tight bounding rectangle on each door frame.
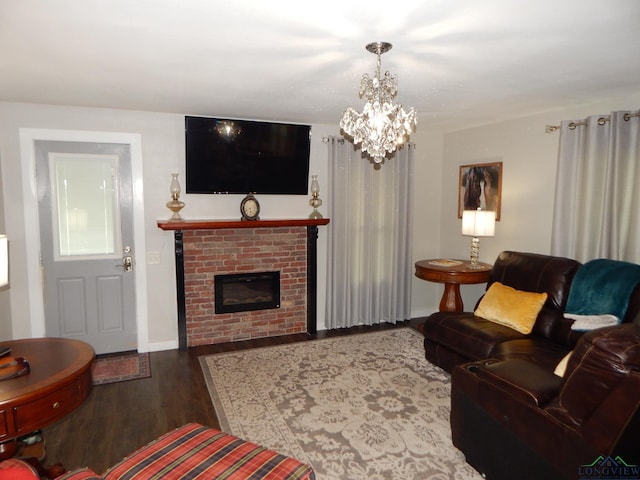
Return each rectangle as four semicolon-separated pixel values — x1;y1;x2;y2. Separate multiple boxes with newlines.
19;128;149;352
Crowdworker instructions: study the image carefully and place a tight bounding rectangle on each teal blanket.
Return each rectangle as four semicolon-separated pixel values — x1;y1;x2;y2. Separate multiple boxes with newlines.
565;258;640;320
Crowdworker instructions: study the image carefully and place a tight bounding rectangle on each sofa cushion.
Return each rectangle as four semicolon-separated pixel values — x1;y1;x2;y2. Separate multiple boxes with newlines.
423;312;524;364
475;282;547;334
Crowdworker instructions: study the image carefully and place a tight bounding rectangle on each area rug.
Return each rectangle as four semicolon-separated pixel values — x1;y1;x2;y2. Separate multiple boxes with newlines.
199;328;483;480
92;351;151;385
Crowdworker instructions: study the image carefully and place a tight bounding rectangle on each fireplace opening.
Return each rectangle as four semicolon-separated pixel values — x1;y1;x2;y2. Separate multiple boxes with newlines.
214;271;280;314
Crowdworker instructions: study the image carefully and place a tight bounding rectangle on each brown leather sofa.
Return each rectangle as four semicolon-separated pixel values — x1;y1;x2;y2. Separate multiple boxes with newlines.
422;251;640;479
451;324;640;479
424;251;584;373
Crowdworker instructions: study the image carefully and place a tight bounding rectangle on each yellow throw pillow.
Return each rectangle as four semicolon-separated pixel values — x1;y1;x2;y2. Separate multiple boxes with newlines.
475;282;548;334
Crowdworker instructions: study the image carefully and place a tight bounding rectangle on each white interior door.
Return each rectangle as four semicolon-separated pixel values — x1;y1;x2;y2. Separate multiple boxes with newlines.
35;140;137;354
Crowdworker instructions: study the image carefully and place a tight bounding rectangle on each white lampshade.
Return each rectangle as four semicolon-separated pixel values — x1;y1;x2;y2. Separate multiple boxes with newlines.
0;235;7;288
462;210;496;237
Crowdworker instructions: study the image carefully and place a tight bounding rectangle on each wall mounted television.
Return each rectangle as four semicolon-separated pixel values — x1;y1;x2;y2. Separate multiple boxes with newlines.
185;116;311;195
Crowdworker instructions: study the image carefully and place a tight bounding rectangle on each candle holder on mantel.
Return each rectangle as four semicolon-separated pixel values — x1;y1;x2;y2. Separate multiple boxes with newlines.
166;173;185;222
308;174;323;219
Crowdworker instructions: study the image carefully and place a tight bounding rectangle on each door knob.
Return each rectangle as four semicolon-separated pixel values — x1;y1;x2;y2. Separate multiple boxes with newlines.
116;256;133;272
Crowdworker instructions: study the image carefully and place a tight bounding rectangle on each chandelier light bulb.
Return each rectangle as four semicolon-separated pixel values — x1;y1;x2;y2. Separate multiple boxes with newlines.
340;42;417;165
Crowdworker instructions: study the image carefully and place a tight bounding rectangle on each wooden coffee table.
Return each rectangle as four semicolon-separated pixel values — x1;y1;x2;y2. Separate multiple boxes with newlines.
0;337;94;463
415;259;492;312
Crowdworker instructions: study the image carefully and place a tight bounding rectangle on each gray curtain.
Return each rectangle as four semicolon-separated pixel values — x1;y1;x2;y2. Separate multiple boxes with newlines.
325;137;414;328
551;111;640;263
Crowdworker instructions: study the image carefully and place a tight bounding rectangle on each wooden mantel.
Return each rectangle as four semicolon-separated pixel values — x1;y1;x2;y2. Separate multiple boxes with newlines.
157;218;330;230
158;218;330;349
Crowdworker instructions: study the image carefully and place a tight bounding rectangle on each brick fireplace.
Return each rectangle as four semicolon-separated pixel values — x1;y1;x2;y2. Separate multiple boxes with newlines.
158;218;329;348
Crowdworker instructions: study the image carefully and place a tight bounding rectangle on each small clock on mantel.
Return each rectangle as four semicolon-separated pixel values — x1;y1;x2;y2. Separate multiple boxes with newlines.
240;193;260;221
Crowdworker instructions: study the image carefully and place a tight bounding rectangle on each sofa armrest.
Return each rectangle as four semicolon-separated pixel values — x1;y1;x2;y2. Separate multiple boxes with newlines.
471;359;564;407
451;361;593;479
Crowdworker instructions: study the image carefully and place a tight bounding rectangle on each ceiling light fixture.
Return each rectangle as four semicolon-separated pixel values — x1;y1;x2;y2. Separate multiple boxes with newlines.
340;41;417;165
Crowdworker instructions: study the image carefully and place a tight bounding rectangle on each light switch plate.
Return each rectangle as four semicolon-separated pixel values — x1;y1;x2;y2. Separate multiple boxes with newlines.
146;251;161;264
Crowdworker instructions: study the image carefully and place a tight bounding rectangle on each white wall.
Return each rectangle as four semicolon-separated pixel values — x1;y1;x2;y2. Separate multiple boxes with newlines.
0;145;8;341
439;94;640;310
2;95;639;345
409;129;444;318
0;101;334;349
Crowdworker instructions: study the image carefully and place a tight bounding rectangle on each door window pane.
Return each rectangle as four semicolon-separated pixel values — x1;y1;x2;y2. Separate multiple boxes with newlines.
51;153;120;257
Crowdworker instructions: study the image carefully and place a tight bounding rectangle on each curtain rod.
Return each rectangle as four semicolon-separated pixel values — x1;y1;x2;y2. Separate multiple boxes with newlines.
545;109;640;133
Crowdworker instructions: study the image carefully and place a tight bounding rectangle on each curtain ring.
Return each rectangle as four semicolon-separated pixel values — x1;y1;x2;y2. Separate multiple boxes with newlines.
597;117;608;125
624;113;631;121
569;122;577;130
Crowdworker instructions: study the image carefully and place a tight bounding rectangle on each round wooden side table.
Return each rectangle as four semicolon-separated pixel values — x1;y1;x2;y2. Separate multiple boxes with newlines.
0;337;94;463
415;259;492;312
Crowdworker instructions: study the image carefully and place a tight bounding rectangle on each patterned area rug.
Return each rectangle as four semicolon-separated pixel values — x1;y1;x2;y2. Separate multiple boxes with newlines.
92;351;151;385
199;328;483;480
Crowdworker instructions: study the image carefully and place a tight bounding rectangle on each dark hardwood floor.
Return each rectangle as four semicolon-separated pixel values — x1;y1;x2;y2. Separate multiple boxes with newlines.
41;319;424;475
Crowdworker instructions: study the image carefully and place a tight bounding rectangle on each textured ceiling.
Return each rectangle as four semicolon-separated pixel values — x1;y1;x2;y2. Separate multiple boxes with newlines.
1;0;639;131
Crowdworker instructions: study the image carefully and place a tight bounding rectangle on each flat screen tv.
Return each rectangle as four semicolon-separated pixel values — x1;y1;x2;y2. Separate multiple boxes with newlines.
185;116;311;195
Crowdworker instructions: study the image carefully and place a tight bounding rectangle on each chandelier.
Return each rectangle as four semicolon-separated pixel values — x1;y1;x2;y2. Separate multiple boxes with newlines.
340;42;417;165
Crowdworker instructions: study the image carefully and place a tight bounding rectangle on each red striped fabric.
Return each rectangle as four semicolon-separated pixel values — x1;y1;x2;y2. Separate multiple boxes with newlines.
101;424;315;480
55;467;101;480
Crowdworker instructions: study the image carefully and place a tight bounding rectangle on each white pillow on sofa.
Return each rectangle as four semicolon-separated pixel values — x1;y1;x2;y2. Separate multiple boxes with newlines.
554;351;572;377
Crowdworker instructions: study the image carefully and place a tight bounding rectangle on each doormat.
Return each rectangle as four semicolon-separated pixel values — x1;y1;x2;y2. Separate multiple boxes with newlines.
92;351;151;385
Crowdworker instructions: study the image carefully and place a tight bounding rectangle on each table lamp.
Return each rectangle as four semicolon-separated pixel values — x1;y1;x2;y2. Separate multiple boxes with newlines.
462;209;495;269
